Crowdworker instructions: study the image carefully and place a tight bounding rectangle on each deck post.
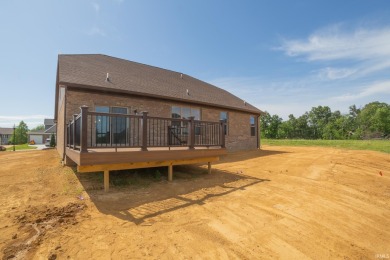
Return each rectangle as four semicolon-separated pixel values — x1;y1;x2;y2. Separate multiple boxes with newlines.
72;114;77;149
208;162;212;174
219;120;226;148
142;112;148;151
189;116;195;149
104;170;109;192
80;106;89;153
168;164;173;181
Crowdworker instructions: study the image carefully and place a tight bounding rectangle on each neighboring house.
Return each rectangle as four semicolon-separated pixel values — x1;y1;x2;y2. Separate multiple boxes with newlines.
28;119;57;144
0;128;13;145
55;54;263;190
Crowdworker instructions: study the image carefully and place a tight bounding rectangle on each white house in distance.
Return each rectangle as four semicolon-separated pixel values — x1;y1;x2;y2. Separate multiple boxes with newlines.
28;119;56;144
0;127;13;145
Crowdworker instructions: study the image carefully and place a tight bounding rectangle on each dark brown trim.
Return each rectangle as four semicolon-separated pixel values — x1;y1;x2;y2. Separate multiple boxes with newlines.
60;82;262;115
257;115;261;149
255;116;260;149
66;147;226;166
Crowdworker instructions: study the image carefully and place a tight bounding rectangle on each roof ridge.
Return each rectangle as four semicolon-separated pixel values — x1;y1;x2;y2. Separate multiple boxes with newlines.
59;53;187;77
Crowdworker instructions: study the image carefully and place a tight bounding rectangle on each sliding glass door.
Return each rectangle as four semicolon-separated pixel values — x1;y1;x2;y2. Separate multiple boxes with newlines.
96;106;110;145
95;106;128;146
111;107;128;145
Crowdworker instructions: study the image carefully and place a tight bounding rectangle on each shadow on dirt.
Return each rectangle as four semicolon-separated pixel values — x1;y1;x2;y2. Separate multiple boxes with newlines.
76;165;269;225
216;148;289;164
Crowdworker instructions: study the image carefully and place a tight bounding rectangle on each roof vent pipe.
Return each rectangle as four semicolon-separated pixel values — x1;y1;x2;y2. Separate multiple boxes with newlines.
180;73;183;79
186;89;189;96
106;73;110;82
244;101;247;106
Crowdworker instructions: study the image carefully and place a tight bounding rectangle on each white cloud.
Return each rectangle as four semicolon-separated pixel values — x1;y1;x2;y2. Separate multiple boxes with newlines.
280;25;390;61
92;2;100;14
330;80;390;102
317;67;357;80
209;73;389;119
278;25;390;81
88;27;106;37
0;115;50;129
206;24;390;120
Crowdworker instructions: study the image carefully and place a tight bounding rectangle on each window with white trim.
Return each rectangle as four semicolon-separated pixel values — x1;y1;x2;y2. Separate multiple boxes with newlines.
220;111;228;135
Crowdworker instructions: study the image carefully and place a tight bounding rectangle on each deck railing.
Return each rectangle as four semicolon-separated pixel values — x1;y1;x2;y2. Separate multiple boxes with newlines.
66;106;225;152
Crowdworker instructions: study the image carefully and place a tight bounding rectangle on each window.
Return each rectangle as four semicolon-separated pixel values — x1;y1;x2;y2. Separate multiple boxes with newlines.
95;106;110;145
171;106;201;120
95;106;128;145
250;116;256;136
220;112;228;135
111;107;128;144
170;106;201;144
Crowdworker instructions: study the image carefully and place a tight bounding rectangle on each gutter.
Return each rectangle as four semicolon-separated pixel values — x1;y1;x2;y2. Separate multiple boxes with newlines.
60;81;264;115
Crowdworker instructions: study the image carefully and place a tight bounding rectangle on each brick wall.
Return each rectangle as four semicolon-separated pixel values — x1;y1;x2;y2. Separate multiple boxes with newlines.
63;88;259;151
202;107;258;151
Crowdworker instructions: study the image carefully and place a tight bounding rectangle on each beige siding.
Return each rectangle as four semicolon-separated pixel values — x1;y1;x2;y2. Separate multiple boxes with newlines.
56;88;66;158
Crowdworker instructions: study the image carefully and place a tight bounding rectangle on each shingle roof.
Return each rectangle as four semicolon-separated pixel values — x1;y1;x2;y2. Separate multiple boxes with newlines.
44;119;55;126
45;124;57;134
58;54;262;114
0;128;14;135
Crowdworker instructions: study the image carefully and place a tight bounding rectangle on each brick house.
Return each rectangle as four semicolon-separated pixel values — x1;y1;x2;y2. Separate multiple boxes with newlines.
55;54;262;190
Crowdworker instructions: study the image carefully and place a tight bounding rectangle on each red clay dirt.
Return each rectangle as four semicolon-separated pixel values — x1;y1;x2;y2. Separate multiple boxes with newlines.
0;146;389;259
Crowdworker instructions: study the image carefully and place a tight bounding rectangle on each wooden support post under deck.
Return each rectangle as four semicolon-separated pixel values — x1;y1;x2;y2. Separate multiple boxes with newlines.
168;164;173;181
208;162;211;174
104;170;109;192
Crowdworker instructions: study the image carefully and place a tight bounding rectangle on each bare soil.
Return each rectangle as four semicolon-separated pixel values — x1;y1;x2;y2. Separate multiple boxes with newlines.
0;146;389;259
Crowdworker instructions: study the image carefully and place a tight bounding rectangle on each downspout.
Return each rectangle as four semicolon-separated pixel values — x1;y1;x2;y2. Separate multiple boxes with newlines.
62;86;67;162
257;115;261;149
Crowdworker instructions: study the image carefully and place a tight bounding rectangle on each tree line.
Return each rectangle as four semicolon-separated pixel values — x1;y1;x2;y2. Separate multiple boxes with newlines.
261;101;390;140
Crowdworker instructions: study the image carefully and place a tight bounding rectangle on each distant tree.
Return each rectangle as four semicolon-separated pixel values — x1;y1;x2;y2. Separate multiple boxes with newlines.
30;124;44;132
295;113;310;138
50;133;56;147
260;112;282;138
260;101;389;140
278;114;296;139
308;106;332;139
10;121;29;144
358;102;390;138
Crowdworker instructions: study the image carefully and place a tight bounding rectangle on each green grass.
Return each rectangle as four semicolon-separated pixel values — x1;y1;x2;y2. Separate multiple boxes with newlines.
262;139;390;154
5;143;37;151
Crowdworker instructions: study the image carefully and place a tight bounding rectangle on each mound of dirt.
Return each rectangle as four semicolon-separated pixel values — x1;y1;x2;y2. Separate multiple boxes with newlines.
3;203;86;260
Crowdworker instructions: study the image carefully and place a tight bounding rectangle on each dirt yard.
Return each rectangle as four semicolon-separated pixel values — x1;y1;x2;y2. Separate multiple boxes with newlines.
0;146;389;259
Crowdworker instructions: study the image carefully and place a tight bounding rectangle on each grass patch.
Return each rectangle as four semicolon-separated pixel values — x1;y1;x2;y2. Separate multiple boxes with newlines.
5;144;37;151
262;139;390;154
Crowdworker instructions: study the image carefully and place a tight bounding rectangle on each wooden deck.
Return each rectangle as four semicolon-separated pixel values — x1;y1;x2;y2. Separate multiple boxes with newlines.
65;107;227;191
66;147;227;173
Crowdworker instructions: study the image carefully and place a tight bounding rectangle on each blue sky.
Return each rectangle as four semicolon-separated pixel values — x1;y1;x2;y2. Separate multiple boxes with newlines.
1;1;390;128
